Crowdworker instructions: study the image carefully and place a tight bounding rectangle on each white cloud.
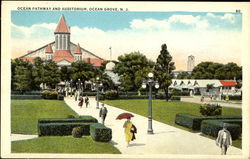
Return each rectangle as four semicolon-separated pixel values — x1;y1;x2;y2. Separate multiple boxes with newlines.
11;13;241;70
221;13;236;24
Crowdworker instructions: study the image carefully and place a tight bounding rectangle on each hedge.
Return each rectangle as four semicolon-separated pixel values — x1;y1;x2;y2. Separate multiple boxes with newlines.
170;96;181;101
80;92;97;96
222;95;242;101
11;91;42;95
90;123;112;142
11;95;43;100
39;117;98;124
175;113;242;130
38;122;93;136
201;120;242;140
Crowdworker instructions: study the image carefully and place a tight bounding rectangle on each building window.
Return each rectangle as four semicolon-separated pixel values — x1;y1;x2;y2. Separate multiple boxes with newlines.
75;55;82;61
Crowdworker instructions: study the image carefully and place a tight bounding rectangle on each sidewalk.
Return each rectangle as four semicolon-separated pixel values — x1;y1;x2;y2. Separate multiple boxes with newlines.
181;96;241;109
64;96;242;155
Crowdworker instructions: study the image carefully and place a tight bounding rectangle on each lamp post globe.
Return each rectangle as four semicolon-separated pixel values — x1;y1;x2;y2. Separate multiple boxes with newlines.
148;72;153;78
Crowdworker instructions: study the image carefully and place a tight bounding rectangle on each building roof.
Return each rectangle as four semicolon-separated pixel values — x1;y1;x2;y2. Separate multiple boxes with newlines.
220;80;237;87
54;15;70;33
20;57;46;63
45;44;53;53
74;43;82;54
53;50;74;63
83;58;104;67
171;79;222;88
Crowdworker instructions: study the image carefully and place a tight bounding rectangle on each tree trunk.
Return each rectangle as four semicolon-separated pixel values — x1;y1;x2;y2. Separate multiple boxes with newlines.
164;87;169;101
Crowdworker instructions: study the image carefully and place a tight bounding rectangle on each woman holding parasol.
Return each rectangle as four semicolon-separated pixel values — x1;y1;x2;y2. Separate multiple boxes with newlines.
116;113;136;147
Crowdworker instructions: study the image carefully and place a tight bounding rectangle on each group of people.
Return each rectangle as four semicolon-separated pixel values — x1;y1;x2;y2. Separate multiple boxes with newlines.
77;95;89;108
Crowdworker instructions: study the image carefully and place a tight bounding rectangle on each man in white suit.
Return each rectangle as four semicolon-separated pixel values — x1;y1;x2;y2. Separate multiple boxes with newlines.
216;123;232;155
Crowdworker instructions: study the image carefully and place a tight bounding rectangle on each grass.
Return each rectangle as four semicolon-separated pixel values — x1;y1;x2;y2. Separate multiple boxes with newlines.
11;100;78;134
12;136;121;154
102;99;242;148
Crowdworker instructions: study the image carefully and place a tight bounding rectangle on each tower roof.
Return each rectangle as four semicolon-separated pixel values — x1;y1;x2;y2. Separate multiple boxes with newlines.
75;43;82;54
54;15;70;33
45;44;53;53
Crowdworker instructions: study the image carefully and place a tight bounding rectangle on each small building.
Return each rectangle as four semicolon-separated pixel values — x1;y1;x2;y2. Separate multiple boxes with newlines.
170;79;239;97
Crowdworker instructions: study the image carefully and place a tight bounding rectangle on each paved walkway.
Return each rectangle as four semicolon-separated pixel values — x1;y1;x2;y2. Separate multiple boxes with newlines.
64;96;242;155
181;96;241;109
11;134;38;141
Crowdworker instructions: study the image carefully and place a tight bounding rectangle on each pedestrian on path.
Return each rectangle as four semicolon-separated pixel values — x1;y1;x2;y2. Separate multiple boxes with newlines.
130;123;137;141
85;96;89;108
99;103;108;125
74;90;79;101
200;95;204;102
78;96;84;108
123;118;133;147
216;123;232;155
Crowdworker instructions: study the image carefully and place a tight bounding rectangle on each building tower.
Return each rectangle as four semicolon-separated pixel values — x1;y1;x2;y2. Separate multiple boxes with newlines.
187;55;195;71
54;14;70;51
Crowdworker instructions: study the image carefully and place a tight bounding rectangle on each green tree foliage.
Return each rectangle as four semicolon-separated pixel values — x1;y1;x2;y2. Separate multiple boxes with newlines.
214;62;242;80
32;57;45;90
113;52;154;91
70;61;95;87
60;66;71;82
43;60;61;89
192;62;223;79
12;58;33;91
154;44;175;100
192;62;242;80
176;72;192;79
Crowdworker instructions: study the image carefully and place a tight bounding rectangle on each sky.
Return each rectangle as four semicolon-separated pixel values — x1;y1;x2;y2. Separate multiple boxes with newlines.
11;11;242;71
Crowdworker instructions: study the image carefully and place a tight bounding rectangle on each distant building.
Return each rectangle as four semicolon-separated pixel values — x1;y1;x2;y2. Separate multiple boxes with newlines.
170;79;240;97
20;15;104;67
187;55;195;71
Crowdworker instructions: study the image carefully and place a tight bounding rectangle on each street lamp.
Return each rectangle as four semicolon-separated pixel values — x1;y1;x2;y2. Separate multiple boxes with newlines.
70;79;73;97
95;77;103;109
142;72;159;134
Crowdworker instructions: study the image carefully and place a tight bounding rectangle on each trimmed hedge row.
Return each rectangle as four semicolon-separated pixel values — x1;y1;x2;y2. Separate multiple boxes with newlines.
38;116;98;124
38;122;93;136
11;95;43;100
201;120;242;140
11;91;42;95
175;113;242;130
170;96;181;101
90;123;112;142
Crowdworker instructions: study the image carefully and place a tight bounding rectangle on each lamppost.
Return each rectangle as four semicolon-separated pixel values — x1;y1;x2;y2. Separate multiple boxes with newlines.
70;79;73;97
95;77;103;109
142;72;159;134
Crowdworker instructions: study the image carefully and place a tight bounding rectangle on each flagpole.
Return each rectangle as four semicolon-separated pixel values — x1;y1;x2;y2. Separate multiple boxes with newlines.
109;47;112;61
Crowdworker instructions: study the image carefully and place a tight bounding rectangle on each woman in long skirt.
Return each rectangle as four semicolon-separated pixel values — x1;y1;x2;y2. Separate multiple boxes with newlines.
123;118;133;147
78;96;84;108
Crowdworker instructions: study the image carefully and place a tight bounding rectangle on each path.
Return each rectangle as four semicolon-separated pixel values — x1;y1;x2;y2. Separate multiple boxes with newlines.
11;134;38;141
181;96;241;109
64;96;242;155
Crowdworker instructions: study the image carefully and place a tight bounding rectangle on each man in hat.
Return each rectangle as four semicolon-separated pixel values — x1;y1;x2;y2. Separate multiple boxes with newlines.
216;123;232;155
99;103;108;125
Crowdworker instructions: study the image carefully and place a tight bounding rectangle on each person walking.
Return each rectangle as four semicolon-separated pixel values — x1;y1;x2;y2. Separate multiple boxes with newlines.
78;96;84;108
216;123;232;155
99;103;108;125
74;90;79;101
123;118;133;147
85;96;89;108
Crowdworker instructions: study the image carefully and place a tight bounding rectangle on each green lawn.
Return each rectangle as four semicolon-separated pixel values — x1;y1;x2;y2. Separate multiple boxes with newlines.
102;99;242;148
12;136;120;154
11;100;78;134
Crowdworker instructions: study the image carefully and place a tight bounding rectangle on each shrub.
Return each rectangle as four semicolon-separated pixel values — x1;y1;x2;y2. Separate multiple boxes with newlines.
11;95;42;100
67;115;76;118
201;120;242;140
81;92;97;96
118;95;148;100
78;115;98;123
170;96;181;101
42;90;58;99
38;117;97;124
11;91;42;95
175;113;242;130
57;94;64;100
72;126;84;138
38;122;92;136
90;123;112;142
170;89;190;96
200;104;222;116
105;90;119;100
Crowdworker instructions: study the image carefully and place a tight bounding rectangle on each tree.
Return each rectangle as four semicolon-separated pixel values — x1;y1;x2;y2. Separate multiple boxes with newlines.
176;72;192;79
43;60;61;89
215;62;242;80
60;66;72;82
192;62;223;79
32;57;45;90
154;44;175;101
12;58;33;92
70;61;95;89
113;52;154;91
